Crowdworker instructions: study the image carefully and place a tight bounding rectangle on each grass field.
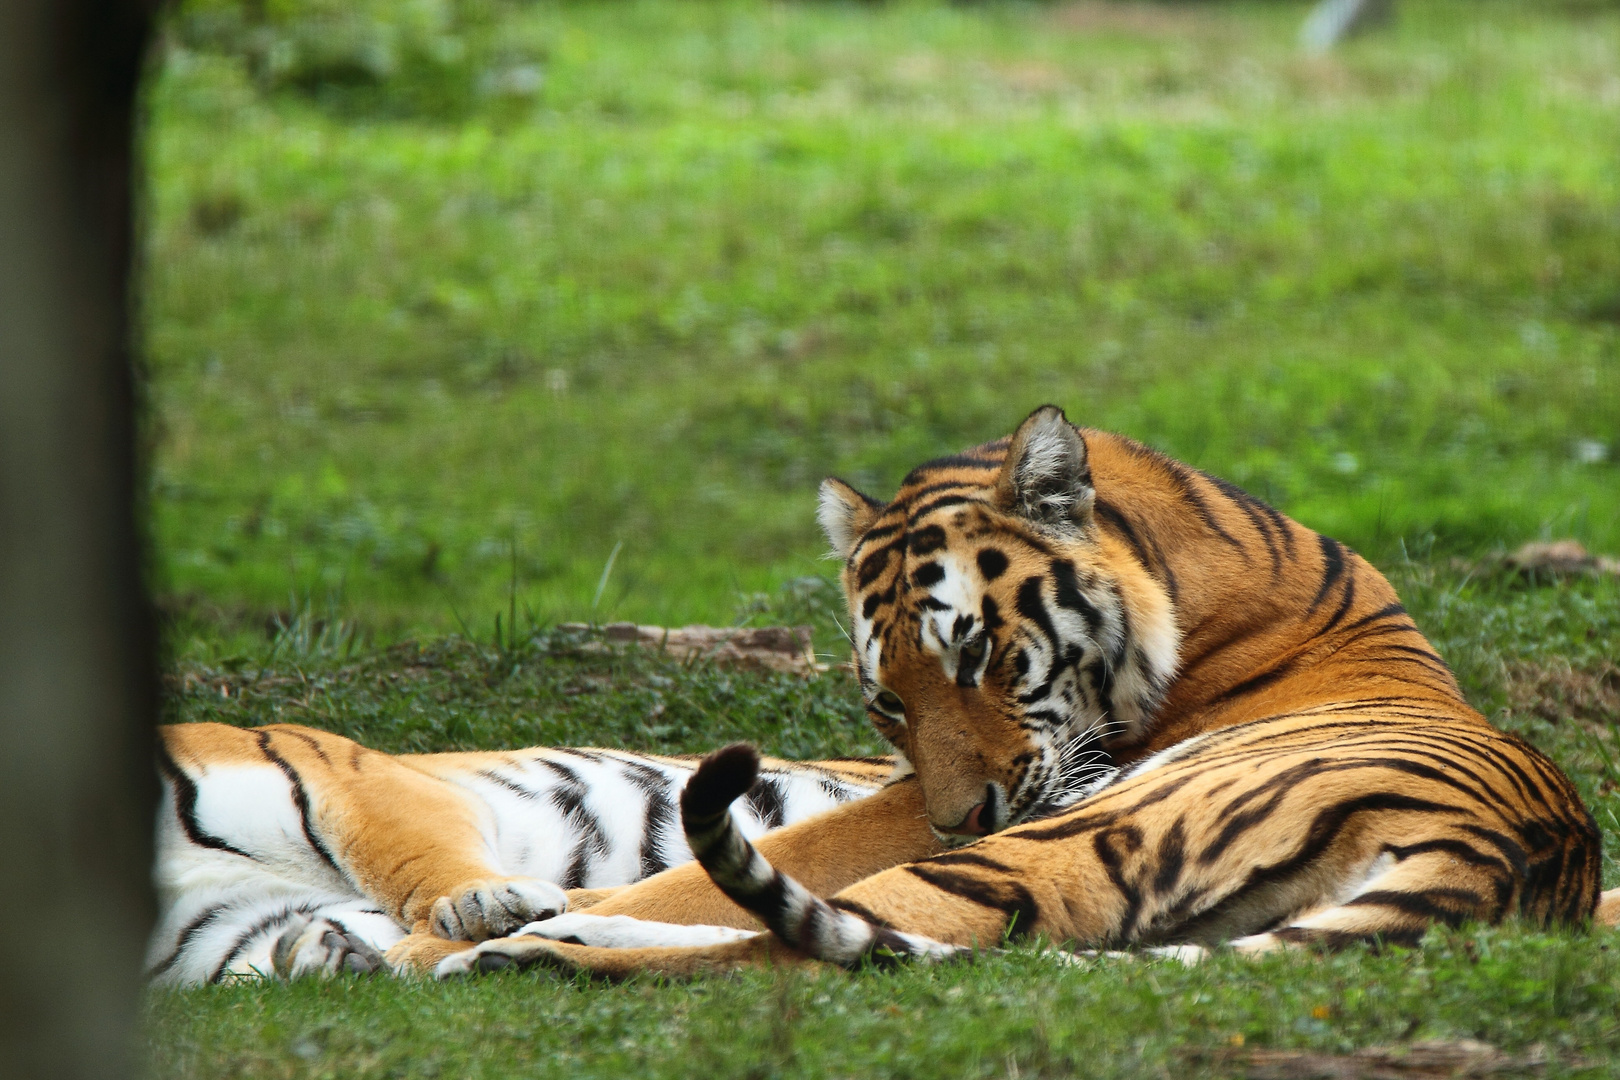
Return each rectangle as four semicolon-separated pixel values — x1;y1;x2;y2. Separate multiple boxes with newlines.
142;0;1620;1076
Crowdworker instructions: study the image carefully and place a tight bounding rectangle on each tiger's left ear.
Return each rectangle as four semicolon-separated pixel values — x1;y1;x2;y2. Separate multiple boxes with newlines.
995;405;1094;535
818;478;884;560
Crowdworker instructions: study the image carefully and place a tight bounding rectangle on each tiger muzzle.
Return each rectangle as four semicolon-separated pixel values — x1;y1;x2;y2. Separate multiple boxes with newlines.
934;782;1002;839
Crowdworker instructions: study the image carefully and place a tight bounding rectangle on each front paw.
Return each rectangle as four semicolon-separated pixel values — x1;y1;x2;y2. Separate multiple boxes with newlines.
434;934;581;979
428;877;568;941
272;916;385;979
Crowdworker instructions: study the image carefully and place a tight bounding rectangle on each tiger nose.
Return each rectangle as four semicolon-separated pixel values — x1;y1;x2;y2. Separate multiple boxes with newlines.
941;801;989;837
940;797;991;838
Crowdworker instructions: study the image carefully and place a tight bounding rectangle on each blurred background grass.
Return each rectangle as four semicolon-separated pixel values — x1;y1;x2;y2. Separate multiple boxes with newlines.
145;0;1619;641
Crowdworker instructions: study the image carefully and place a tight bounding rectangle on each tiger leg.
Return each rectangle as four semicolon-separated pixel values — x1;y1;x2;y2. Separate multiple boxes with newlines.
437;933;805;981
384;932;477;974
1225;849;1515;955
563;886;626;910
161;723;565;941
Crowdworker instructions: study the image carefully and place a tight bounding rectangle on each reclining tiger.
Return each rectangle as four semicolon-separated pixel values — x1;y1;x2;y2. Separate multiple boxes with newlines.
431;405;1619;979
149;728;891;985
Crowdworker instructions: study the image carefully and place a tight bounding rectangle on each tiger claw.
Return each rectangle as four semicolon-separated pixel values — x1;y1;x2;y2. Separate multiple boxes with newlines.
434;933;580;979
428;877;568;941
272;915;386;979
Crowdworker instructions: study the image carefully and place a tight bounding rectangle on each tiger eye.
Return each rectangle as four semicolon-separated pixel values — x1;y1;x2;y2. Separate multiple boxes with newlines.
874;690;905;715
961;637;987;660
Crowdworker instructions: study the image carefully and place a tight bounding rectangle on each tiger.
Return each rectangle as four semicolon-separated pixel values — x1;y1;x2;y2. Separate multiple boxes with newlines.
437;405;1620;979
148;722;890;986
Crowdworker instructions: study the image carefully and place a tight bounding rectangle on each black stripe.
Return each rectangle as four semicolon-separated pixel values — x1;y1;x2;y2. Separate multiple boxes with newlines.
1343;888;1483;926
255;731;344;877
1215;791;1457;894
1014;576;1063;704
863;584;896;620
745;776;787;829
621;761;678;879
826;897;896;929
851;521;902;548
1386;838;1511;872
278;728;333;766
1319;574;1358;635
1093;824;1147;938
857;543;898;588
148;904;229;978
901;455;1003;485
1208;657;1298;706
1201;471;1285;577
897;479;981;503
1093;497;1179;604
1336;601;1408;636
476;769;541;800
1164;461;1243;552
158;749;255;860
212;903;320;983
1015;773;1198;842
902;864;1040;941
1370;643;1453;673
1151;818;1187;896
1307;535;1347;614
925;850;1019;873
538;759;611;889
906;493;983;522
1050;559;1102;634
908;525;947;556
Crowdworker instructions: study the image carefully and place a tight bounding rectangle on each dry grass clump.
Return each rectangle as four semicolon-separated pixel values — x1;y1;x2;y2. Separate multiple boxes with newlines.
1503;658;1620;729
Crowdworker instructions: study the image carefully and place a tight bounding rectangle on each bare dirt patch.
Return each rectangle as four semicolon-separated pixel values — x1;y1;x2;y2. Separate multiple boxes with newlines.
1503;659;1620;729
1198;1038;1568;1078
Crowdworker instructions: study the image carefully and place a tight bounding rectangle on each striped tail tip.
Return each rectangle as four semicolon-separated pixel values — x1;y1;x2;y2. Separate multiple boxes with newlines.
676;741;966;969
681;743;761;830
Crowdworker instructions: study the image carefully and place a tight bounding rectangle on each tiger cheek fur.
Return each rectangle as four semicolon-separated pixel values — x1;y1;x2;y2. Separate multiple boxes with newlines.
824;407;1180;839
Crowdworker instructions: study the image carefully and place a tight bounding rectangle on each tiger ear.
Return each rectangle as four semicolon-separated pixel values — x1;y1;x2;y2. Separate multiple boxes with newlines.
995;405;1094;534
818;478;884;560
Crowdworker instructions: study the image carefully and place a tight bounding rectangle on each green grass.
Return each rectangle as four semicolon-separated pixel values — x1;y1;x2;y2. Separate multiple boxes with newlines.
150;569;1620;1078
146;0;1620;632
142;0;1620;1075
144;933;1620;1079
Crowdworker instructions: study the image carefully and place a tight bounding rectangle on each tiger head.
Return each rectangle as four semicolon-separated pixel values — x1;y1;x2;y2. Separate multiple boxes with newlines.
821;406;1180;843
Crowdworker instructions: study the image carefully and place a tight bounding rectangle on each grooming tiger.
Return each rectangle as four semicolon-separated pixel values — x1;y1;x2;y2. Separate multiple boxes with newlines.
149;723;889;986
440;406;1620;979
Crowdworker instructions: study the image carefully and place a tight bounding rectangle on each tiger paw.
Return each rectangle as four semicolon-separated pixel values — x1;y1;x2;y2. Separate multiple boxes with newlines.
272;915;386;979
434;934;580;979
383;932;476;975
428;877;568;942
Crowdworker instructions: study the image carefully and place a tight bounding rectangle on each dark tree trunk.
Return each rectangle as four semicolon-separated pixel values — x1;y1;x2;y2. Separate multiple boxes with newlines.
0;0;160;1076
